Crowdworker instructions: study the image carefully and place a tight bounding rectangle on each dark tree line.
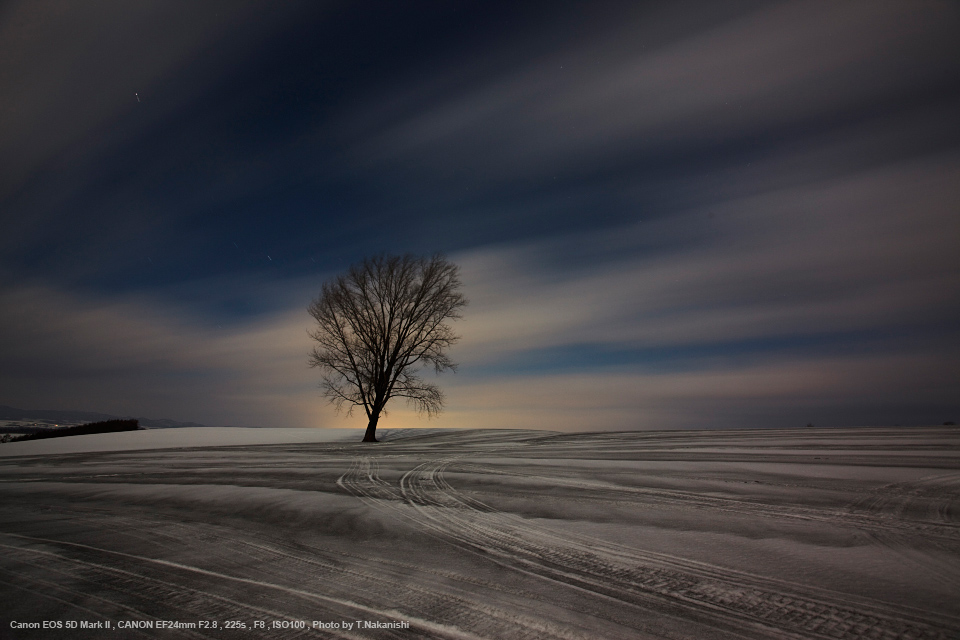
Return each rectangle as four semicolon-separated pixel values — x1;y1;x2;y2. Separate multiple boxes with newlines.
6;419;140;442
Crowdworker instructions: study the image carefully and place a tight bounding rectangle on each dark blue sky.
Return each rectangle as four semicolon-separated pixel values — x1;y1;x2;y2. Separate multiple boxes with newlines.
2;1;958;429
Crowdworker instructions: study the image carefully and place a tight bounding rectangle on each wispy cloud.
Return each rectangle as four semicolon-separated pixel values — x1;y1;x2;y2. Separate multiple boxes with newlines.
444;152;960;429
0;281;322;427
1;1;956;430
0;0;318;271
441;349;958;431
455;154;959;358
349;1;959;183
0;0;301;198
2;148;955;430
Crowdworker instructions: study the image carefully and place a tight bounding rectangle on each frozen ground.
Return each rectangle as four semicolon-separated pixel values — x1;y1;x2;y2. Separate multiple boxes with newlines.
0;426;958;639
0;427;364;456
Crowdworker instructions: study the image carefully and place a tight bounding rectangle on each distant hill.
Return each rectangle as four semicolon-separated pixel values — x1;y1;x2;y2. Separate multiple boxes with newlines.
0;405;212;430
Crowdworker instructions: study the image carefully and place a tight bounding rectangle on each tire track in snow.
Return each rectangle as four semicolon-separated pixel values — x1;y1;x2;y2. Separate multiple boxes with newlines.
849;473;960;524
450;463;960;544
338;457;711;638
342;455;959;640
0;534;490;640
0;574;164;639
846;473;960;592
341;457;779;639
5;490;600;639
127;507;615;640
0;540;329;640
335;457;610;639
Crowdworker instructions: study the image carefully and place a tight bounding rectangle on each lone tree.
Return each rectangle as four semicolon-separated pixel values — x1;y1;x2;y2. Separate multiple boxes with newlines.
307;254;467;442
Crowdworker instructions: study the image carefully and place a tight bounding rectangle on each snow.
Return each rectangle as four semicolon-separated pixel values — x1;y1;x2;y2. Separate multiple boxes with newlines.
0;426;363;456
1;426;958;639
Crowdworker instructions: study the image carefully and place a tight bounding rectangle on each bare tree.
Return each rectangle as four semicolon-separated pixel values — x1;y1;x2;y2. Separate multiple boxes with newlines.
307;254;467;442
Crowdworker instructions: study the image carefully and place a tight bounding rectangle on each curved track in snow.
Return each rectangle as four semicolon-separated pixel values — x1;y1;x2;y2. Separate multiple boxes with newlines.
1;426;958;639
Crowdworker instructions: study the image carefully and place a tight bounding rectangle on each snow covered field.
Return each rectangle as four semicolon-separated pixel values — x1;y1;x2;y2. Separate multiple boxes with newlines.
0;427;364;456
1;426;958;639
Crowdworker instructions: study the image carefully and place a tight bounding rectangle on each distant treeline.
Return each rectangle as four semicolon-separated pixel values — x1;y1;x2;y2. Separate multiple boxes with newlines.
11;419;141;442
0;426;57;435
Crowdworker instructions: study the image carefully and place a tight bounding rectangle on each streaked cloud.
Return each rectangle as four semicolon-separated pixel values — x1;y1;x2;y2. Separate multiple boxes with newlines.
0;281;320;427
349;2;959;184
0;1;957;430
442;350;958;431
4;146;954;430
0;0;303;200
456;154;959;358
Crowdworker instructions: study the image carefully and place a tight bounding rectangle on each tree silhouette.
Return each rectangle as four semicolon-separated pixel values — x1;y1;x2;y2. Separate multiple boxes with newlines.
307;254;467;442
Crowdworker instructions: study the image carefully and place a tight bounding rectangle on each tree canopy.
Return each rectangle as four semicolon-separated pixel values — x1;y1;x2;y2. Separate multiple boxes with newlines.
307;254;467;442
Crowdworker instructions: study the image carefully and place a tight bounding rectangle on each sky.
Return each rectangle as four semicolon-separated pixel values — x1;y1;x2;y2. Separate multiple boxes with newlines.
1;0;958;431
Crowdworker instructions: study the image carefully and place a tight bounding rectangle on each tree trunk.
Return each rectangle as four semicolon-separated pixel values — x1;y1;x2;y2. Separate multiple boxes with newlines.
362;413;379;442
